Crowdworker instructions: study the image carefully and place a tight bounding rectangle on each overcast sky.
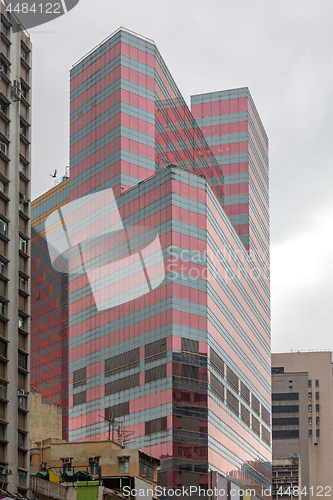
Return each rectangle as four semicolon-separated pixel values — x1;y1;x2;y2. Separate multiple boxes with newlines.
29;0;333;353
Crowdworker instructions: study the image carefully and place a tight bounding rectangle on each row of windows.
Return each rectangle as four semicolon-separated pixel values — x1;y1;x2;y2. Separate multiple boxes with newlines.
309;429;320;437
308;391;319;400
272;392;299;401
211;347;269;424
308;416;319;425
308;379;320;388
308;404;319;412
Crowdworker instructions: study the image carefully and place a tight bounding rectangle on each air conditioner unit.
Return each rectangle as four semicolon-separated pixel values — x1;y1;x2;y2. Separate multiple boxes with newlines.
63;458;71;464
89;457;99;463
4;469;12;475
40;462;47;470
12;80;21;101
118;456;127;463
18;389;27;396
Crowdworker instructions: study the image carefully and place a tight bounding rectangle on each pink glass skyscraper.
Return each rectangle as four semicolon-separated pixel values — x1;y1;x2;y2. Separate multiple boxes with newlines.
31;27;271;497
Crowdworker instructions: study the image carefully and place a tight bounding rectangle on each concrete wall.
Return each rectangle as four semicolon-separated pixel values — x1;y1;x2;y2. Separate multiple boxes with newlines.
30;392;63;446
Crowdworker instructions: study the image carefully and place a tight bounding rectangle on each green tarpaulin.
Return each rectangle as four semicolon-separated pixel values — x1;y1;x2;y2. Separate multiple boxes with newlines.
61;471;94;482
76;481;99;500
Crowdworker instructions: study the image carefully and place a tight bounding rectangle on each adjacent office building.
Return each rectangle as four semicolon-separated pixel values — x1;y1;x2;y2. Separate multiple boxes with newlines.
31;28;271;496
272;350;333;498
0;2;32;493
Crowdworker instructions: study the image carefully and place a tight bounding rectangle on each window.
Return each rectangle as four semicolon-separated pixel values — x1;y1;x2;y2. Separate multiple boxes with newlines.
18;471;27;487
73;367;86;388
0;423;5;440
118;457;129;474
19;275;27;292
0;59;8;75
0;22;8;37
20;123;27;137
0;381;6;400
316;404;320;412
19;236;27;253
272;417;299;426
18;431;25;448
20;83;27;99
21;48;28;62
20;161;27;175
18;351;28;370
316;429;320;438
18;394;27;409
0;98;7;115
308;392;312;400
316;416;320;425
272;405;299;414
18;315;25;329
272;393;299;401
62;459;72;472
0;301;6;317
308;404;312;412
0;142;6;155
309;429;312;437
0;218;7;236
89;457;99;475
0;339;7;358
316;392;319;400
308;417;312;425
272;367;284;374
0;180;5;194
315;379;319;387
139;454;154;480
0;260;6;276
272;430;299;439
308;380;312;388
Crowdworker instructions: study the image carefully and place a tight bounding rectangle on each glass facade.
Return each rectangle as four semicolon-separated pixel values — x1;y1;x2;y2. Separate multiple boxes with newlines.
31;27;271;496
31;179;70;439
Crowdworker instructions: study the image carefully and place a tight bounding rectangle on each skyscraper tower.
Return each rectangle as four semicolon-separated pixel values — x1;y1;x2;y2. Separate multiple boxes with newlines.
32;27;271;496
0;3;32;493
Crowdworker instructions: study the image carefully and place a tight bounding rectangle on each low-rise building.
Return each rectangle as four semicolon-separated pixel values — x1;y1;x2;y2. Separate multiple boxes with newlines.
30;439;159;497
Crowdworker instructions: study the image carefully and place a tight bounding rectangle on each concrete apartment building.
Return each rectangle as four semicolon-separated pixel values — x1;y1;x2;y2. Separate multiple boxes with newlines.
272;351;333;498
0;2;32;494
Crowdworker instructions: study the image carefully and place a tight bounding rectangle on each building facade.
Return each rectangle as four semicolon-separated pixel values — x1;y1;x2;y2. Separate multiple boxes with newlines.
31;176;69;439
0;3;32;493
31;28;271;497
272;350;333;498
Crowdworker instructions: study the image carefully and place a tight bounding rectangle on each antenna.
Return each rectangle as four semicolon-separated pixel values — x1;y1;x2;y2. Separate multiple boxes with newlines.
99;414;118;441
116;419;134;448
